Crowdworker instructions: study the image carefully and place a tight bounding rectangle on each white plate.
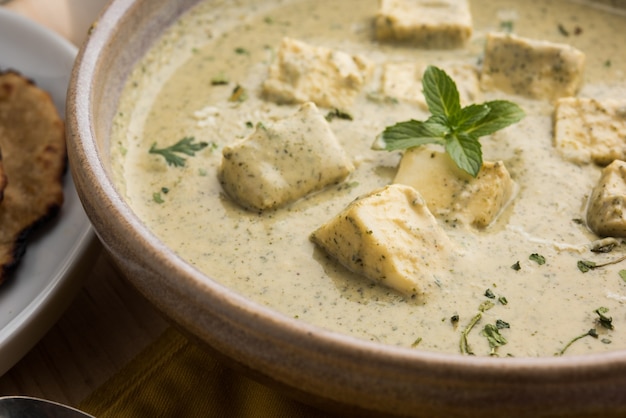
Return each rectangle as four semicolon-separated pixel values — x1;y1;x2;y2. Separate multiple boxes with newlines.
0;8;99;376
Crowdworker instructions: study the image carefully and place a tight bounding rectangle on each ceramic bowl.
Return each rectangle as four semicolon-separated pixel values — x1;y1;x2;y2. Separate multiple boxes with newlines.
66;1;626;416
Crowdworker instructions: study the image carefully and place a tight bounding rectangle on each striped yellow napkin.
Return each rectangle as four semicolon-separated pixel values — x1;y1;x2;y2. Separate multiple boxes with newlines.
78;327;332;417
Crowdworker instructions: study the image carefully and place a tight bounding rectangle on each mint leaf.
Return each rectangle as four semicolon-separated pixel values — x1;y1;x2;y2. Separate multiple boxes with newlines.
375;119;447;151
453;103;491;132
374;65;525;177
465;100;525;137
422;66;461;119
445;132;482;176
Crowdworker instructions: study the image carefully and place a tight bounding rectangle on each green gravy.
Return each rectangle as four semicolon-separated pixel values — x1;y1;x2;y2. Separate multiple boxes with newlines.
111;0;626;356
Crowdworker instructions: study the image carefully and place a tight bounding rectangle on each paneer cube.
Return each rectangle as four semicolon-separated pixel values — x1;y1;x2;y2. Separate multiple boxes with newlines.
587;160;626;237
393;148;516;228
375;0;473;49
481;32;586;100
310;184;455;296
381;62;482;107
219;102;354;211
554;98;626;165
262;37;373;110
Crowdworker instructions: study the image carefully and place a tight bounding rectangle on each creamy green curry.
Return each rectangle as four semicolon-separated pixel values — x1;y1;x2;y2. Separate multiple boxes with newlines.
110;0;626;356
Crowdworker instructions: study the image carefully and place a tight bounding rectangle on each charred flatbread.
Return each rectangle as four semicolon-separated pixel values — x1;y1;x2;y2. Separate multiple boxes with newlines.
0;71;66;285
0;147;6;202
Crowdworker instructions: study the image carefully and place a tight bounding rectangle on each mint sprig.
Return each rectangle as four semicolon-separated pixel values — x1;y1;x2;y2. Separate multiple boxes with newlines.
373;66;525;177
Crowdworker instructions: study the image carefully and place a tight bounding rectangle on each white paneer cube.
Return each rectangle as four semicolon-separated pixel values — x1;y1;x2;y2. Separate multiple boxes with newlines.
310;184;455;296
219;102;354;211
262;37;373;110
375;0;472;49
381;62;482;107
393;148;516;228
481;32;586;100
587;160;626;237
554;98;626;166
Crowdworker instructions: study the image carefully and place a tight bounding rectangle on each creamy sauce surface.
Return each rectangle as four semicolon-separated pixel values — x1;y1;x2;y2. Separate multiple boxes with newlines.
111;0;626;356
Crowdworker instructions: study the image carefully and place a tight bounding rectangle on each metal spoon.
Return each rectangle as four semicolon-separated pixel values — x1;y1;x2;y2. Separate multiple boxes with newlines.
0;396;94;418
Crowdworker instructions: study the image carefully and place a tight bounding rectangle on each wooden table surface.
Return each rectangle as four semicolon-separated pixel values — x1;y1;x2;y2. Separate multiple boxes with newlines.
0;0;171;406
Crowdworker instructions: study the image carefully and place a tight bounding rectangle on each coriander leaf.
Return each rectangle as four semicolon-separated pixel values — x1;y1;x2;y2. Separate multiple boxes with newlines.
465;100;525;137
460;312;482;355
445;132;482;177
325;109;353;122
595;307;614;330
153;192;165;204
556;329;598;356
529;253;546;265
578;260;596;272
422;65;461;118
481;323;508;355
478;300;494;312
496;319;510;329
149;136;209;167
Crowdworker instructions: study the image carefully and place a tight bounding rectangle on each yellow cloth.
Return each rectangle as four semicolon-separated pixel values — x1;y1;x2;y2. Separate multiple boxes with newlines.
78;327;333;417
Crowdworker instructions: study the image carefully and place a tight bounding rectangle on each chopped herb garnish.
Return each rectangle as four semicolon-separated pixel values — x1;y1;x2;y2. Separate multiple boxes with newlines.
149;136;209;167
595;307;614;330
529;253;546;265
451;314;460;325
229;84;248;102
325;108;353;122
557;23;570;36
577;260;596;273
619;270;626;282
337;181;360;191
556;329;598;356
500;20;514;32
481;323;508;356
578;254;626;273
161;187;169;194
511;261;521;271
479;300;494;312
234;47;249;55
373;66;524;177
484;289;496;299
211;73;229;85
411;337;423;348
496;319;510;329
460;313;482;355
498;296;508;305
153;192;165;204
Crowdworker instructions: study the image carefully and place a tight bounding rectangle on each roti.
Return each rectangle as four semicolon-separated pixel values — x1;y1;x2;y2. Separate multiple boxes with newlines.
0;148;6;202
0;71;66;284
